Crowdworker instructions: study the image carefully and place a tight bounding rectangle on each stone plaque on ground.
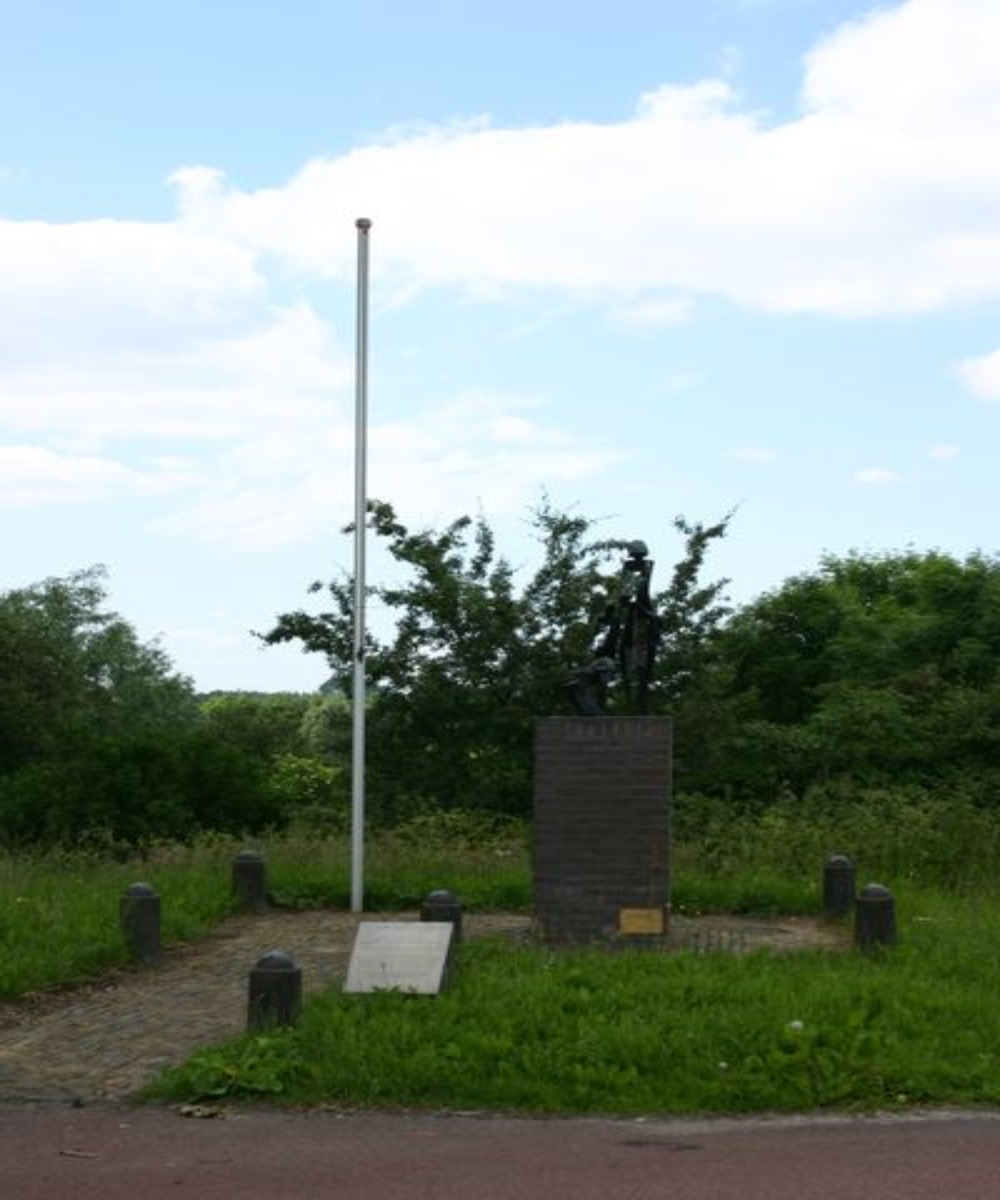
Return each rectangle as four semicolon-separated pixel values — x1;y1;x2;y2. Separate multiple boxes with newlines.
344;922;454;995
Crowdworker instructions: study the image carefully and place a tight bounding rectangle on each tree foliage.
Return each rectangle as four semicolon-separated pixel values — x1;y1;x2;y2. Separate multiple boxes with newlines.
698;549;1000;800
261;498;732;821
0;568;278;847
10;523;993;846
199;691;350;825
200;692;314;761
0;567;194;772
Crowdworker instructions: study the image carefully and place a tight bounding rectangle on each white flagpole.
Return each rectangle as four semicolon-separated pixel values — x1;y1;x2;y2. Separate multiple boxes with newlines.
351;217;372;914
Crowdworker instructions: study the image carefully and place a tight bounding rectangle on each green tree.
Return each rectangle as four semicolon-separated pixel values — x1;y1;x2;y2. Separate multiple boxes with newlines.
260;498;731;821
0;567;279;847
706;549;1000;801
199;692;350;827
0;567;196;771
199;692;314;761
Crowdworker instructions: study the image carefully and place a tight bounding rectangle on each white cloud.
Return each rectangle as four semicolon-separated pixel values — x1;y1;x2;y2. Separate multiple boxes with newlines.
4;2;999;346
956;349;1000;401
0;189;620;545
0;301;350;448
0;444;186;504
0;211;613;539
801;0;1000;134
163;0;1000;317
855;466;902;484
489;414;564;445
0;216;264;363
928;443;959;459
363;393;622;529
153;389;620;550
3;0;998;548
612;296;695;330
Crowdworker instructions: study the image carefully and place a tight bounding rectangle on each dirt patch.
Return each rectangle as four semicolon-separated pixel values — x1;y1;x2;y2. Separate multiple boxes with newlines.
667;913;848;954
497;911;849;954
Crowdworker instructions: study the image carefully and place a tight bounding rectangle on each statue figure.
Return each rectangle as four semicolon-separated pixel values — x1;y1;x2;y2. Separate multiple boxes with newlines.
564;655;616;717
565;540;661;716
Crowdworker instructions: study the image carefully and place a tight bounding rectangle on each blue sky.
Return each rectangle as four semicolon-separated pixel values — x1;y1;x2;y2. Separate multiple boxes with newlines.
2;0;998;691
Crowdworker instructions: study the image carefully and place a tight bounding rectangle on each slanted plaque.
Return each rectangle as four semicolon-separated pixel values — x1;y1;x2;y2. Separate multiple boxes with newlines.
344;922;454;995
618;907;665;936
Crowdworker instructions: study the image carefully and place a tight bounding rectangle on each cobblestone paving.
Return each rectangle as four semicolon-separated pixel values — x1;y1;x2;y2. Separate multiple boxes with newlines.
0;911;528;1105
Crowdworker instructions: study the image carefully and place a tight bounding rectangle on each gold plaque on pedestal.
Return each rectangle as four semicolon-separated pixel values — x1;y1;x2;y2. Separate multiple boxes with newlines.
618;907;665;936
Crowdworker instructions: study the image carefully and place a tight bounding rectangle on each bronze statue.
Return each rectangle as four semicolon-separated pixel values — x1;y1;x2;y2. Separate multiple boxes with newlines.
565;540;661;715
564;655;616;717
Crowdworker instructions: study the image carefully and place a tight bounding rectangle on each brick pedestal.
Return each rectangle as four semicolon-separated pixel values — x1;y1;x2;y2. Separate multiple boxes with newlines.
533;716;672;944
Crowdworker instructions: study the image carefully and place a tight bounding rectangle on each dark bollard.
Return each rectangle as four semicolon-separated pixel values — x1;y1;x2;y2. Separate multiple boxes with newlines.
823;854;856;918
120;882;162;966
247;950;302;1031
420;889;463;943
855;883;897;952
232;850;268;914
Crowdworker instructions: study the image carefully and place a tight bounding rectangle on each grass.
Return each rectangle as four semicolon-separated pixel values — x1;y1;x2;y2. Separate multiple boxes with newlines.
672;866;818;916
0;838;237;997
0;817;808;1000
263;823;531;912
673;786;1000;892
0;824;531;999
8;792;1000;1116
148;885;1000;1114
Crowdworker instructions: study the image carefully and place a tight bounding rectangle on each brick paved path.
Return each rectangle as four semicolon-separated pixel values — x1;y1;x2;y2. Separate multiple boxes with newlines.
0;911;528;1104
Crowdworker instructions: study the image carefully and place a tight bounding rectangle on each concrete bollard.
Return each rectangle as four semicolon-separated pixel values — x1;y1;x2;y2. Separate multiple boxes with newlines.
855;883;897;952
120;882;162;965
232;850;268;914
823;855;856;918
247;950;302;1031
420;889;463;943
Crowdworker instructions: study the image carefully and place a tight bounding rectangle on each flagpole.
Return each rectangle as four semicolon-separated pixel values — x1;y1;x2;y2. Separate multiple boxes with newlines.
351;217;372;914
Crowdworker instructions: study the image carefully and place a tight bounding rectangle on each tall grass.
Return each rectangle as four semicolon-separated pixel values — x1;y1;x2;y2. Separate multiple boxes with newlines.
263;812;530;911
673;784;1000;892
0;838;237;997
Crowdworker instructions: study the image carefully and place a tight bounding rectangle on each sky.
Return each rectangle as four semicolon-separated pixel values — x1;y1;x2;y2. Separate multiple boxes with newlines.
2;0;999;693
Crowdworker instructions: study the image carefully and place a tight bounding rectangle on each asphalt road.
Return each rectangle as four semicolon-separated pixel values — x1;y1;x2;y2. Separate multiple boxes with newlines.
4;1105;1000;1199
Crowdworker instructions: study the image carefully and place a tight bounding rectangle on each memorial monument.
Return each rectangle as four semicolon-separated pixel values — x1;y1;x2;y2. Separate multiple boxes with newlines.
534;541;673;943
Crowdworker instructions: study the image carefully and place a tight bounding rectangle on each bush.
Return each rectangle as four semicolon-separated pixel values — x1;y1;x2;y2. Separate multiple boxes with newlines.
674;783;1000;889
269;754;348;833
0;732;280;851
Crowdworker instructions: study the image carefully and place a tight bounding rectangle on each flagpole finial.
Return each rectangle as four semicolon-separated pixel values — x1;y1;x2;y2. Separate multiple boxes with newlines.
356;217;372;230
